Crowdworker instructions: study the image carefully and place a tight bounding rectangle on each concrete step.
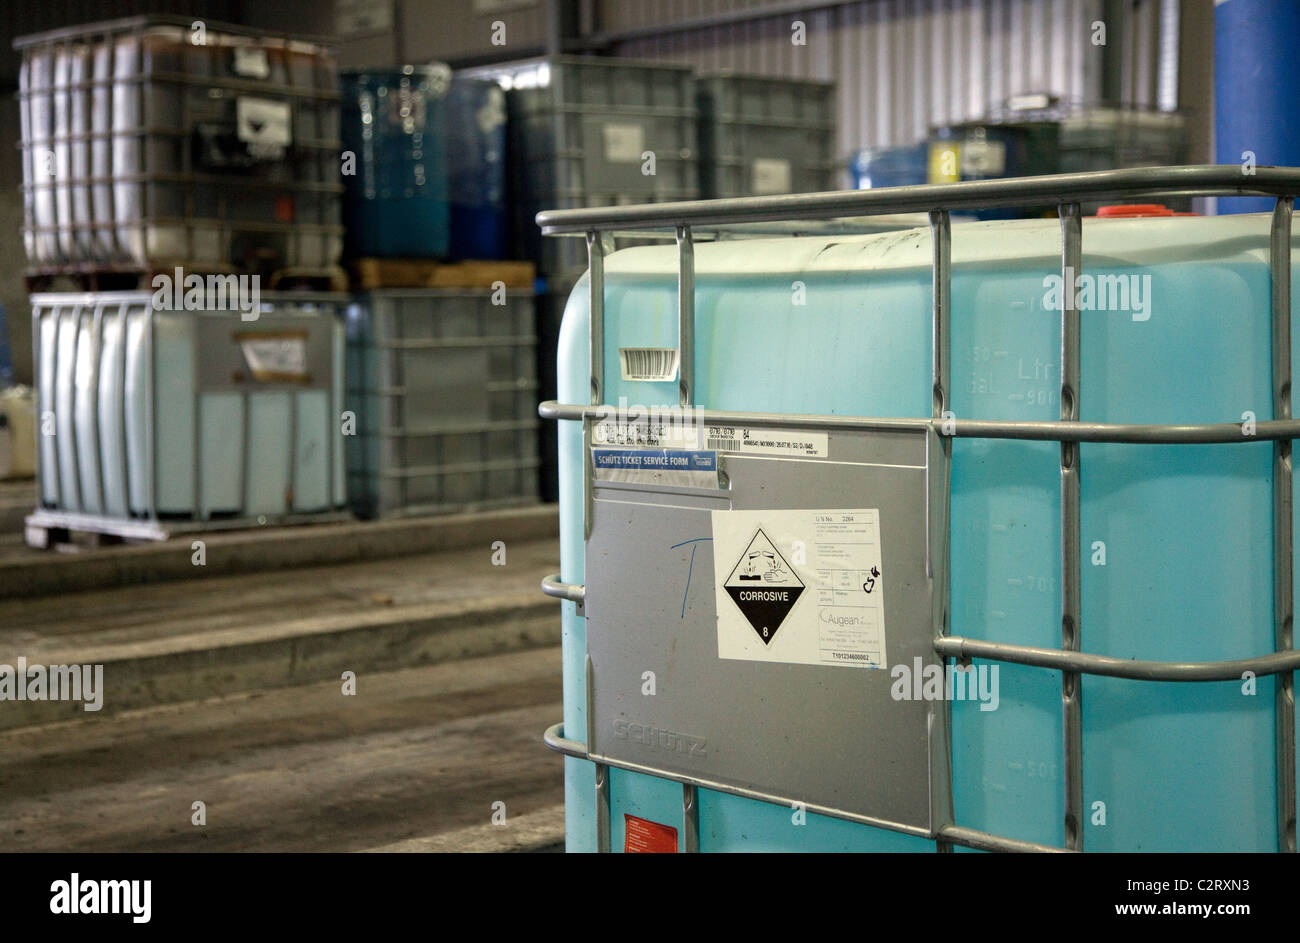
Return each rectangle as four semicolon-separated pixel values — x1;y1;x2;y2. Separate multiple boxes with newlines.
0;648;564;852
364;804;565;853
0;502;557;599
0;538;562;730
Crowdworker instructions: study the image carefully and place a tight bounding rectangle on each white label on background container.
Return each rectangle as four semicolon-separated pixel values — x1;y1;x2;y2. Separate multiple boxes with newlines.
703;426;827;458
237;98;292;156
960;139;1006;176
232;46;270;80
619;347;679;381
713;509;887;669
751;157;792;195
602;122;646;163
238;333;308;382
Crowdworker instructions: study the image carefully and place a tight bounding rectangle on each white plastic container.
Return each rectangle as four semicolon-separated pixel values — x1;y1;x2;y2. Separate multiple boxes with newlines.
34;291;345;525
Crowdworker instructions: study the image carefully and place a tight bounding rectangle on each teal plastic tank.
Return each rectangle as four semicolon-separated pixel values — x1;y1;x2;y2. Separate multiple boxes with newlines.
341;66;450;259
555;212;1299;852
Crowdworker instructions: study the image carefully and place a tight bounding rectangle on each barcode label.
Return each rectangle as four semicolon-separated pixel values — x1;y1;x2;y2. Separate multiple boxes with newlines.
619;348;679;382
704;426;828;458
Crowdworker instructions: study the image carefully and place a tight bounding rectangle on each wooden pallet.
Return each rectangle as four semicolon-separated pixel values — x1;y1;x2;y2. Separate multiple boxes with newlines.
349;258;536;291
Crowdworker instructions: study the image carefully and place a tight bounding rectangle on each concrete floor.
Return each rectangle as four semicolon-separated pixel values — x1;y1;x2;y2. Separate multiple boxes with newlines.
0;647;564;852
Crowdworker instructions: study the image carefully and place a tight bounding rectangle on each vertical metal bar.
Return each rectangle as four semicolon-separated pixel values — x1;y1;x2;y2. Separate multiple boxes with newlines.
1271;195;1297;853
595;762;611;854
930;211;951;427
191;313;201;521
288;383;299;515
240;388;250;514
327;301;337;509
90;301;106;514
117;304;130;517
677;225;695;407
31;304;44;507
1059;202;1084;853
929;208;955;853
588;232;605;407
682;783;700;853
585;653;610;853
584;232;604;542
64;307;83;512
145;302;157;520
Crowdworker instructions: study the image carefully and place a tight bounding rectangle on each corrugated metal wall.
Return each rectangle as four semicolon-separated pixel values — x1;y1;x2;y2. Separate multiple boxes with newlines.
611;0;1169;158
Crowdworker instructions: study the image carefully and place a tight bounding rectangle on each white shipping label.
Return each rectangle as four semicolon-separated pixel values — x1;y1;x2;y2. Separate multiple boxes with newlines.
713;509;887;669
602;122;645;163
619;347;679;381
960;139;1006;177
751;157;792;195
238;334;308;382
232;46;270;80
592;420;701;449
703;426;827;457
237;97;292;154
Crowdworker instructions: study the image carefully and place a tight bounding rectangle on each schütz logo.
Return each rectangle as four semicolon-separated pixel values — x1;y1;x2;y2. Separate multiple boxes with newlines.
613;720;707;757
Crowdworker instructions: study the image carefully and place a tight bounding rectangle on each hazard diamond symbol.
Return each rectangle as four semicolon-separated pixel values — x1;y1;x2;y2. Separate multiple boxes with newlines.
722;528;804;645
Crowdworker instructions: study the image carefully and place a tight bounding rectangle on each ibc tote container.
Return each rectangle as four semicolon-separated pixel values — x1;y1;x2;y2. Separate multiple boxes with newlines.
445;77;508;260
696;74;836;198
340;66;451;260
16;16;343;276
538;167;1300;852
345;289;538;517
31;291;345;536
500;57;698;275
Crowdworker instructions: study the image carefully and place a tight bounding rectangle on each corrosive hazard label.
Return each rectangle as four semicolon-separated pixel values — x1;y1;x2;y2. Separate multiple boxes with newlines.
721;528;805;645
713;509;888;669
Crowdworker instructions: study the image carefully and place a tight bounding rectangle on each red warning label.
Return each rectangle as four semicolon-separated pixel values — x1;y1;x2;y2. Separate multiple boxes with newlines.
624;815;678;853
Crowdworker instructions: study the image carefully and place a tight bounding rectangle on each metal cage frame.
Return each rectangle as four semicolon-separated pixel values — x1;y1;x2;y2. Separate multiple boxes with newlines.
537;165;1300;853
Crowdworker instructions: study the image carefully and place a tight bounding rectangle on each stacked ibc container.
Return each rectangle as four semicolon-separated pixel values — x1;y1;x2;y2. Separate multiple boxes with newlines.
344;281;538;518
19;15;344;279
338;65;536;518
695;73;837;198
16;16;347;544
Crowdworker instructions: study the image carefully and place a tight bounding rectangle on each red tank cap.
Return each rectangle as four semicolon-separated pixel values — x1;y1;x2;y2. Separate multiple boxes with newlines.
1096;203;1175;218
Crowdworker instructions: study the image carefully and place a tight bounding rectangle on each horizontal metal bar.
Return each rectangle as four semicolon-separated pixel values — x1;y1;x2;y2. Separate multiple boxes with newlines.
539;401;1300;444
541;573;585;605
937;635;1300;681
543;722;588;759
537;166;1300;234
539;722;1070;852
936;826;1074;854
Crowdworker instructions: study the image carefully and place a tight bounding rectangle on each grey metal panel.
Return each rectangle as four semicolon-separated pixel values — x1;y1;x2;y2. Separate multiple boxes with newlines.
584;426;944;833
